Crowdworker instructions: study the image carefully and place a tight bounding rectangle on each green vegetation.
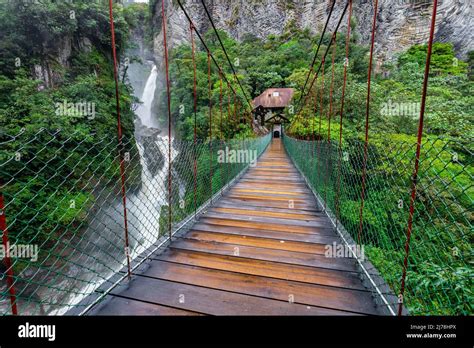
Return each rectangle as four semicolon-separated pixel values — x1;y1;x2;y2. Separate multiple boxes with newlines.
287;42;472;140
166;30;257;141
166;27;371;140
0;0;141;247
281;37;472;314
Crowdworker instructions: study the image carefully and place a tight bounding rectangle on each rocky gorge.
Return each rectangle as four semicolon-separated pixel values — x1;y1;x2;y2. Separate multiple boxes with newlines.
150;0;473;63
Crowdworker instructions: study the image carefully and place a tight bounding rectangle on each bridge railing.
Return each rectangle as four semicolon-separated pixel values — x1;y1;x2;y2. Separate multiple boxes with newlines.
0;127;270;315
283;132;472;315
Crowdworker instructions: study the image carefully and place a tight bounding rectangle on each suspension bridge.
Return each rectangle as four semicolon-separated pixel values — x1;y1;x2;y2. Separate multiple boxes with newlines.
90;139;386;316
1;0;471;316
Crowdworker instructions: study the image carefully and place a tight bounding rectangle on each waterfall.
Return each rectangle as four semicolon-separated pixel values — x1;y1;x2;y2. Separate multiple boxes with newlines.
128;64;179;257
136;65;158;128
45;64;181;315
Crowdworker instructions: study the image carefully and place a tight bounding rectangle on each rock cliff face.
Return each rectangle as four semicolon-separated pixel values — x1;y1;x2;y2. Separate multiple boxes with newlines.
32;36;93;89
151;0;473;63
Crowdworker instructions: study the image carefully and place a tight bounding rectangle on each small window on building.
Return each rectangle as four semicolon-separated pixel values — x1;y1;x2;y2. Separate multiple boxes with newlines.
272;91;280;97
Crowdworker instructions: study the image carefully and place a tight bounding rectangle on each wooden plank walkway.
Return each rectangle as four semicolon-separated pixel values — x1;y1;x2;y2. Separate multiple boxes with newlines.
90;139;381;316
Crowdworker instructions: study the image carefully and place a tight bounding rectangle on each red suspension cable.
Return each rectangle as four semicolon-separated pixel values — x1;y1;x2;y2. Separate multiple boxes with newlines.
232;86;237;130
226;83;231;178
108;0;131;279
318;58;325;140
161;0;173;240
0;193;17;315
324;34;337;212
237;100;241;125
398;0;438;316
339;0;352;146
292;0;349;126
327;34;337;142
312;89;318;142
190;23;198;218
357;0;378;245
317;57;325;206
227;82;231;122
176;0;243;111
219;70;223;139
219;70;224;192
335;0;353;227
233;75;240;129
311;87;319;155
208;51;213;203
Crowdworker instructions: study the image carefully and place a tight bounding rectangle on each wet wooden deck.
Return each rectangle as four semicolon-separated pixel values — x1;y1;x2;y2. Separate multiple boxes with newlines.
90;139;381;316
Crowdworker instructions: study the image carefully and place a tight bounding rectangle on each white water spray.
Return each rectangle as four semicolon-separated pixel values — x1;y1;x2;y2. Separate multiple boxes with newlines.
136;65;158;128
129;64;179;256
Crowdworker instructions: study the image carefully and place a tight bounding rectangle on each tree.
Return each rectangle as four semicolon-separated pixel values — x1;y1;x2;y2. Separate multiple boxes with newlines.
398;43;468;76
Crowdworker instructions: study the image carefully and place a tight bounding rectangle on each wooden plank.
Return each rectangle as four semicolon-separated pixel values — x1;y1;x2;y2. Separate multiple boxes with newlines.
185;230;328;254
170;238;358;272
217;197;320;211
257;159;290;163
110;276;344;315
203;211;331;228
225;193;314;204
198;216;334;234
246;172;302;178
213;202;320;216
258;158;291;162
247;169;300;175
249;165;297;170
232;188;313;197
235;185;310;193
191;222;340;244
243;176;303;182
234;184;310;193
236;180;308;189
209;207;324;220
91;296;201;316
155;249;366;291
228;192;313;200
256;164;293;168
236;175;305;183
141;260;375;314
